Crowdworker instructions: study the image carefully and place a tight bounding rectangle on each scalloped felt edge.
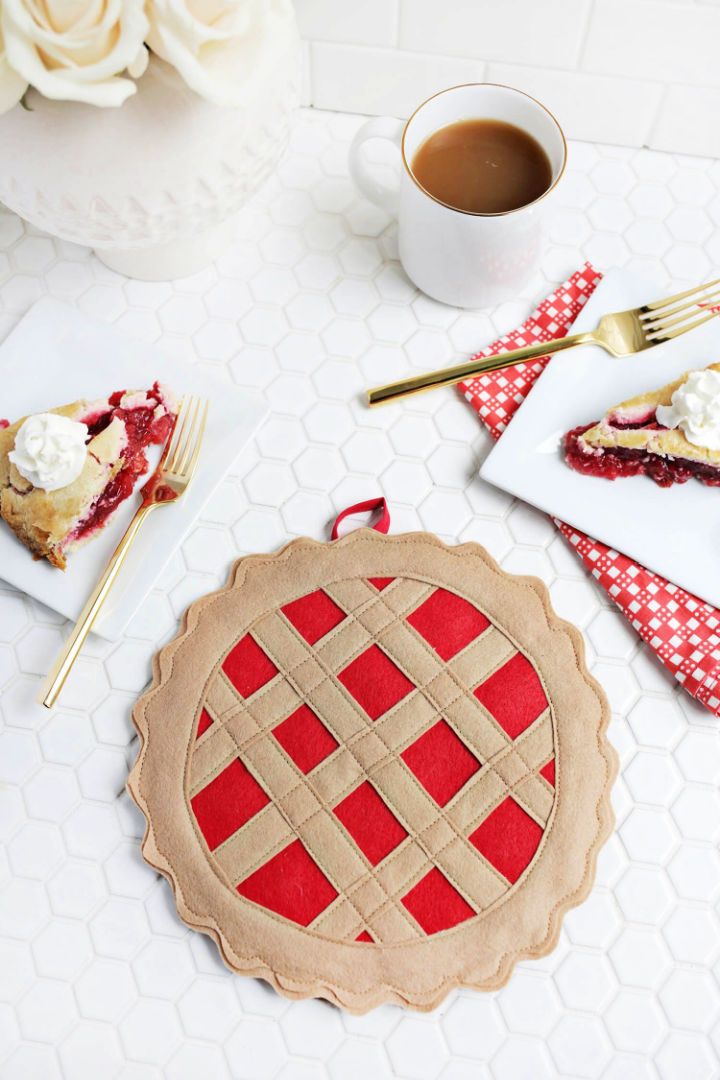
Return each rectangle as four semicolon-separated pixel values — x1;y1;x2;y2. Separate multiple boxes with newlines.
128;530;617;1013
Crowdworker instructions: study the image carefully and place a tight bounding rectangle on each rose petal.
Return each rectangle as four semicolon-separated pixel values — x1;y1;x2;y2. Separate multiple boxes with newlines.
145;0;296;107
2;0;148;106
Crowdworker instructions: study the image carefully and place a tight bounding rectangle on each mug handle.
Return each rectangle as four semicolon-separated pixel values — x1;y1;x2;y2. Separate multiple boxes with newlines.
349;117;406;216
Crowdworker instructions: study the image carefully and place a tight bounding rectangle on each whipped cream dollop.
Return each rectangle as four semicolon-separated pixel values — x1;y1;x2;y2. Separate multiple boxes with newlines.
656;369;720;451
9;413;89;492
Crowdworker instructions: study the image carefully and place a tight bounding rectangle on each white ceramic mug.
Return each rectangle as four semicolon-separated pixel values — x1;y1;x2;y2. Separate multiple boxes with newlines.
349;83;567;309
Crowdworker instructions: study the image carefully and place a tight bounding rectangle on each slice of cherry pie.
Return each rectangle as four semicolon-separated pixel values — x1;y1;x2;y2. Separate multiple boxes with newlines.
0;383;176;569
564;362;720;488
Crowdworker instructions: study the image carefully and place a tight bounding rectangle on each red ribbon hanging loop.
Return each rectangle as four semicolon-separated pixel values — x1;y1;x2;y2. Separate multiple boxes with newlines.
331;497;391;541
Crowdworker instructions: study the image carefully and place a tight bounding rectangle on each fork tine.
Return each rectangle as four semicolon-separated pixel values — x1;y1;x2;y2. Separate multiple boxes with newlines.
160;396;187;467
643;298;720;336
182;400;208;482
174;398;202;477
166;396;196;474
641;286;720;330
641;276;720;313
645;310;719;343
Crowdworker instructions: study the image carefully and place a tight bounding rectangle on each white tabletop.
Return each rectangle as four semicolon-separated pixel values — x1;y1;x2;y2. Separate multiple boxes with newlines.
1;108;719;1080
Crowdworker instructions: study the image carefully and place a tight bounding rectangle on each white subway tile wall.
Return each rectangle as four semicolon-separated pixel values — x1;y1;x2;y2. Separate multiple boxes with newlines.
399;0;593;69
295;0;399;46
652;84;720;158
583;0;720;87
485;64;664;148
296;0;720;156
311;44;483;117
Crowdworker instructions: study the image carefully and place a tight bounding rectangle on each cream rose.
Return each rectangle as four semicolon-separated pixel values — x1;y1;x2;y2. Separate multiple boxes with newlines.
1;0;149;107
0;24;26;114
146;0;295;107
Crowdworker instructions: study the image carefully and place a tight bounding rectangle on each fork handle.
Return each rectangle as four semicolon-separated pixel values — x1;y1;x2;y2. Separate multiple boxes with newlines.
367;330;596;407
40;503;156;709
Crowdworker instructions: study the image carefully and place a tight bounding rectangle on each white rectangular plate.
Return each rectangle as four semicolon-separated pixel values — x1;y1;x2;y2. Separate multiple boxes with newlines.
0;297;267;640
480;268;720;608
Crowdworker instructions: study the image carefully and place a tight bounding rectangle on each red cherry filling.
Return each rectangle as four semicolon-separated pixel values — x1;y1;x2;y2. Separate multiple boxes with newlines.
67;384;174;546
564;420;720;488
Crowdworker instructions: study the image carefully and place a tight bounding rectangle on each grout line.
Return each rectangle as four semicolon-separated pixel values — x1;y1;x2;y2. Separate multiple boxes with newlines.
574;0;597;71
302;40;314;109
304;29;720;89
645;82;671;152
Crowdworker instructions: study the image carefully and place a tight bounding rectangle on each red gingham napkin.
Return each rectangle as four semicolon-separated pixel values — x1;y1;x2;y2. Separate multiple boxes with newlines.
459;262;720;717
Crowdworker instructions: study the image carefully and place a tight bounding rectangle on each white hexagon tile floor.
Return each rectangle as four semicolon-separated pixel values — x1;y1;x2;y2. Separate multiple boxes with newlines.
2;108;720;1080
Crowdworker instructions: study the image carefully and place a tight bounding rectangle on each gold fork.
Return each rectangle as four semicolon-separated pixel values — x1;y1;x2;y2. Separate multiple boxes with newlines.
41;395;209;709
367;278;720;407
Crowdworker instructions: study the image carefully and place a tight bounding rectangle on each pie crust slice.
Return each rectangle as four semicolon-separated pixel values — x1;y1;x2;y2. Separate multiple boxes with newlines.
129;529;615;1013
564;362;720;487
0;383;175;569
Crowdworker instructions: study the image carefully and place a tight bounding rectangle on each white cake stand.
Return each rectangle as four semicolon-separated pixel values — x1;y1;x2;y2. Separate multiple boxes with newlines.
0;35;300;281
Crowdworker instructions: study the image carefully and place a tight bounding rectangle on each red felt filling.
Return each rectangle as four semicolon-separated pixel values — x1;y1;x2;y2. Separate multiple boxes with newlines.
223;633;278;699
333;781;407;865
272;703;338;773
196;708;213;739
407;587;490;661
564;420;720;488
338;644;414;721
474;652;547;739
401;719;480;806
237;839;338;926
540;757;556;787
282;589;347;645
191;757;269;850
401;867;475;934
469;796;543;883
368;577;394;591
67;383;174;545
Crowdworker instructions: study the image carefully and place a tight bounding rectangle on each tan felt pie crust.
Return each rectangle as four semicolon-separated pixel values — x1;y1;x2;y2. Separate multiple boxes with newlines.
128;530;616;1013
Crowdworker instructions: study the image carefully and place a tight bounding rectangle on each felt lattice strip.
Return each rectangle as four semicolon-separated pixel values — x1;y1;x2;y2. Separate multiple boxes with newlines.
459;262;720;716
196;608;511;938
188;571;557;935
130;530;615;1012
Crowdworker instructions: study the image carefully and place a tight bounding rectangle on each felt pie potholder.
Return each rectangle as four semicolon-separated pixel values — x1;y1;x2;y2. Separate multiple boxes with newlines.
129;505;616;1013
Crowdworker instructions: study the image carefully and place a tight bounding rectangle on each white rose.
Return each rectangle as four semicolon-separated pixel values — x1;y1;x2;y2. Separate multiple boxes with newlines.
0;24;26;114
1;0;149;107
146;0;295;107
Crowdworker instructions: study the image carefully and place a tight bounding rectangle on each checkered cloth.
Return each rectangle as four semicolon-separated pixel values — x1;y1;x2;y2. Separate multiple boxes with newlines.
459;263;720;717
189;578;555;941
